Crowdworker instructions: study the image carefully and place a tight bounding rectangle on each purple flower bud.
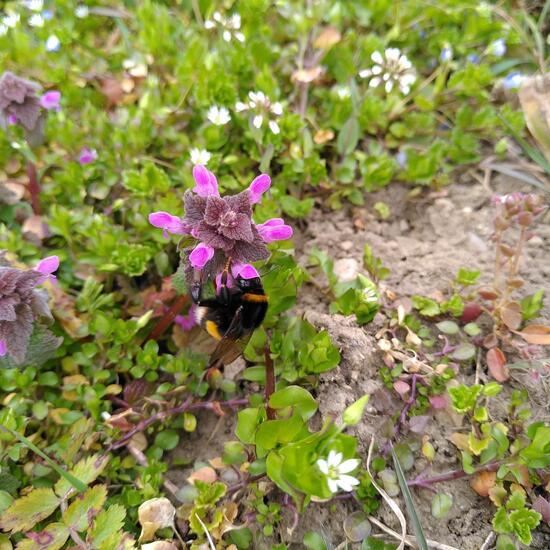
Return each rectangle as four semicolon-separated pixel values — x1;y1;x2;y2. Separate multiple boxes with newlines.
189;243;215;268
256;218;293;243
148;212;189;238
192;165;219;197
248;173;271;204
7;114;17;125
0;339;6;356
174;304;197;331
78;147;98;164
35;255;59;284
39;90;61;111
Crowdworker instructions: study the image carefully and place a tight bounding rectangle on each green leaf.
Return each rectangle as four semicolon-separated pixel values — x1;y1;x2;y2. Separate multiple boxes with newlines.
411;296;440;317
54;454;109;498
337;117;360;156
436;321;459;335
235;408;263;445
493;507;513;535
62;485;107;532
521;290;544;321
362;537;398;550
343;394;370;426
154;429;180;451
90;504;127;549
0;488;60;533
16;522;70;550
269;386;318;421
391;448;428;550
464;323;481;336
450;343;476;361
448;384;482;413
303;531;328;550
519;425;550;468
455;267;481;286
495;534;516;550
509;508;541;545
431;493;453;518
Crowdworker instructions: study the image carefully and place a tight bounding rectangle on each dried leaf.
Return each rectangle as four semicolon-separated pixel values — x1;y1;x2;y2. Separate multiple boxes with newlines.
470;470;496;497
486;348;509;382
533;496;550;524
22;216;49;243
291;67;323;84
138;498;176;542
49;285;89;339
313;129;334;144
313;27;341;50
449;432;470;452
393;380;410;396
187;466;217;485
17;522;70;550
141;543;179;550
500;301;522;330
62;485;107;531
516;324;550;345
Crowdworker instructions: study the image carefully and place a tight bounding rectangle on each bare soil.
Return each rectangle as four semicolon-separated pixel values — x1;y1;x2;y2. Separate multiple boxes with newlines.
169;174;550;549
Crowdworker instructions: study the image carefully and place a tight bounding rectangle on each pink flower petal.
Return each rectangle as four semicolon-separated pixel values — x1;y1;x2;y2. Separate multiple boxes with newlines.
148;212;189;237
189;243;215;268
429;395;448;410
215;271;235;291
175;305;197;331
256;219;293;243
192;165;219;197
0;340;6;356
35;255;59;275
232;263;259;279
248;173;271;204
78;147;97;165
393;380;410;396
39;91;61;110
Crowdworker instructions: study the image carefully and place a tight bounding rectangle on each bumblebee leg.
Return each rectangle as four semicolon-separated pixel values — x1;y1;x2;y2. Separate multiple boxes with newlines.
191;270;204;304
217;258;233;306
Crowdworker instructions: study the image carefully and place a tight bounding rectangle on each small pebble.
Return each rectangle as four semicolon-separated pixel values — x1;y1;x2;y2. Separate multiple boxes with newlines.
333;258;359;282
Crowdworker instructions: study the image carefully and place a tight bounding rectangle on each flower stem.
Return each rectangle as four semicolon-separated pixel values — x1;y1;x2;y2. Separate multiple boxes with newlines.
264;343;276;420
26;161;41;215
146;294;189;341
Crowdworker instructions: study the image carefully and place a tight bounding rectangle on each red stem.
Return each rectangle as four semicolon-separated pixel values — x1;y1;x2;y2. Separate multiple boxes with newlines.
26;161;41;215
146;294;189;341
408;459;506;489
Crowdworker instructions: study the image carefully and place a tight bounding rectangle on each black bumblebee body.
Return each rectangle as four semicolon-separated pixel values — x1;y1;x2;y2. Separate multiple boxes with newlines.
191;264;268;369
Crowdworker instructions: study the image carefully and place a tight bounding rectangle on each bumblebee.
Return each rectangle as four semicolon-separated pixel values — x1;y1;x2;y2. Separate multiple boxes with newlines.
191;260;268;369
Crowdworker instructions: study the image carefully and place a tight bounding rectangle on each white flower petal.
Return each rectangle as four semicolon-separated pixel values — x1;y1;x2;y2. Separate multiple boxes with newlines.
248;91;259;102
358;69;371;79
230;14;241;29
271;102;283;115
400;85;410;95
222;30;231;42
256;91;267;104
253;114;263;129
338;458;360;474
372;65;382;75
371;51;383;64
204;19;215;29
336;474;360;492
385;80;394;93
317;459;329;474
327;478;339;493
369;77;381;88
268;120;280;134
327;450;342;467
235;32;245;42
235;101;248;112
385;48;401;61
213;11;222;22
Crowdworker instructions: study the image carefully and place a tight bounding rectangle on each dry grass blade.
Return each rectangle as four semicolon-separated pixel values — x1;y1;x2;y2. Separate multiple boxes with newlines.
391;447;429;550
366;437;407;550
194;513;216;550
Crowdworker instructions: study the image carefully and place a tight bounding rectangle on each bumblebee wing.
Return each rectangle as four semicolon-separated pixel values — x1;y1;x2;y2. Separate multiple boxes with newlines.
208;306;250;369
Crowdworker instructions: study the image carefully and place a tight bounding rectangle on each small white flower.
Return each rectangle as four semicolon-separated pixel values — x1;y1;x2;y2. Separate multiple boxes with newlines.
207;105;231;126
236;91;283;134
317;450;360;494
23;0;43;10
75;5;90;18
488;38;506;57
3;12;20;28
101;411;111;420
204;10;245;42
335;86;351;99
359;48;416;95
28;14;44;27
46;34;60;51
189;148;211;165
440;46;453;62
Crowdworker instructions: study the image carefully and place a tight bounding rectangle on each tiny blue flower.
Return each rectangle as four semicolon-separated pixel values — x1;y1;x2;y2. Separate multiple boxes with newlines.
503;72;524;90
467;53;480;64
396;150;407;168
42;10;54;20
440;46;453;62
489;39;506;57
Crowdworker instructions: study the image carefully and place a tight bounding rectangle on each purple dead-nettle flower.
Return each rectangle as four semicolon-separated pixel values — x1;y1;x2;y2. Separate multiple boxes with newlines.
0;255;59;364
235;91;283;135
204;11;245;43
175;304;197;331
0;71;43;133
39;91;61;111
149;165;293;280
78;146;98;164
